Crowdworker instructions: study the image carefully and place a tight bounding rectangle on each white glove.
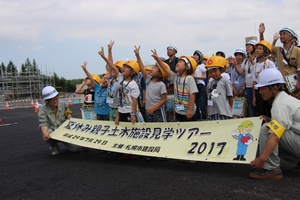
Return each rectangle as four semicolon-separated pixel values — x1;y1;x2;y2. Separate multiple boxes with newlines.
245;138;253;145
231;130;239;139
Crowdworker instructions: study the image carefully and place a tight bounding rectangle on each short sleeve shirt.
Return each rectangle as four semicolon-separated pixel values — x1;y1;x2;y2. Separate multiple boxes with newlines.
169;72;198;115
145;76;167;110
273;45;300;76
118;80;140;114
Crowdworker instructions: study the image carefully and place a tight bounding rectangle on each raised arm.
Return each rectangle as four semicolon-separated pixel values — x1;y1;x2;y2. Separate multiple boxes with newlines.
259;23;265;41
81;61;96;87
134;45;148;80
108;40;114;62
272;33;280;46
75;79;86;94
98;46;119;79
151;49;172;77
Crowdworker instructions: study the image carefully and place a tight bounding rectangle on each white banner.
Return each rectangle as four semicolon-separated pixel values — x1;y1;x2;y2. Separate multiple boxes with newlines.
51;117;262;164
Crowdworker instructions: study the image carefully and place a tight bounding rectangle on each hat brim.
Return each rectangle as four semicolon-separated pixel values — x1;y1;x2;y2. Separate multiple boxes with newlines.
206;67;220;70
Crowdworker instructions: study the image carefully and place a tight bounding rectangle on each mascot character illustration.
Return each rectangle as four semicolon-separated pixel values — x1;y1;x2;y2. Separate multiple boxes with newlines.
231;120;254;161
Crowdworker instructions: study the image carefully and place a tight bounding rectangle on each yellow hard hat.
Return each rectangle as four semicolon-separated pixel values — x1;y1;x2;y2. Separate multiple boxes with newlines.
145;66;152;71
238;120;254;129
101;71;109;78
255;40;272;53
91;74;101;84
203;56;209;60
115;60;125;69
222;58;228;68
124;60;140;74
179;56;197;74
156;62;170;79
206;56;226;69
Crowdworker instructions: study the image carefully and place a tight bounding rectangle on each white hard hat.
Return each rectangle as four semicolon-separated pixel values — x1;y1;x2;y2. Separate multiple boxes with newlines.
255;68;284;89
42;86;58;100
294;32;299;44
246;40;258;46
167;45;178;53
193;50;204;60
234;48;246;57
216;51;226;58
279;27;296;37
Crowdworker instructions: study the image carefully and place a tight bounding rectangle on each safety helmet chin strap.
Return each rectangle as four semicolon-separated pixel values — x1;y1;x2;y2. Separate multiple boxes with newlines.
180;57;192;75
268;83;284;97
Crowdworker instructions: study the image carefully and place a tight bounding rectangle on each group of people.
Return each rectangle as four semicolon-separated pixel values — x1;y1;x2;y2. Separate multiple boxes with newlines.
38;22;300;180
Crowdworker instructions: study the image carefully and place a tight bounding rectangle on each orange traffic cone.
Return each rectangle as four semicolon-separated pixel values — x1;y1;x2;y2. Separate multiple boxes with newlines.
30;99;34;107
68;97;72;106
5;101;10;110
34;100;39;113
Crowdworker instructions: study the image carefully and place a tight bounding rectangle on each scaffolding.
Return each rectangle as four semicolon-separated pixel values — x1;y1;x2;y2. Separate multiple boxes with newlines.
0;70;53;101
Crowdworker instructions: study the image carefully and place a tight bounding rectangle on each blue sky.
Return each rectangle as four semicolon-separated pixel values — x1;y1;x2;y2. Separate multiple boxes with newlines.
0;0;299;79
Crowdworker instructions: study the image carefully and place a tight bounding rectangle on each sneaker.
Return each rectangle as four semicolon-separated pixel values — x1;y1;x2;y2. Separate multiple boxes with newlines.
51;146;60;156
249;168;283;180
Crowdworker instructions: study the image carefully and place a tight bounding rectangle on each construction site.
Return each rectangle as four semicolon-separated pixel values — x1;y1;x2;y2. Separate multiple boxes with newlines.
0;71;53;101
0;70;84;110
0;71;53;109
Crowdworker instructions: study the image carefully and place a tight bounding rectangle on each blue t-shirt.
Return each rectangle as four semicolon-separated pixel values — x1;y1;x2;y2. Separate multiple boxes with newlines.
94;83;110;115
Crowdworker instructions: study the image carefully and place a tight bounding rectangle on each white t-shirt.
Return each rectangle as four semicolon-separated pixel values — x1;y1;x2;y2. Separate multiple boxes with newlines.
252;59;276;82
208;72;230;83
118;80;140;113
194;64;207;85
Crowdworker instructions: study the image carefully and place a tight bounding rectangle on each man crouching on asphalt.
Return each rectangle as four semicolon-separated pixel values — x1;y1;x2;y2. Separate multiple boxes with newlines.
38;86;82;156
249;68;300;180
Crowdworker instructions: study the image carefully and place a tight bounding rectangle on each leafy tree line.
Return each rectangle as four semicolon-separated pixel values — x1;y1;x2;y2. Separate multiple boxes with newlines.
0;58;81;92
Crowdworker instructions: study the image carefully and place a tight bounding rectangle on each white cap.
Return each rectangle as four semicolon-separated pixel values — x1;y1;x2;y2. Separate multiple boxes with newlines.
246;40;258;46
234;48;246;57
167;45;178;53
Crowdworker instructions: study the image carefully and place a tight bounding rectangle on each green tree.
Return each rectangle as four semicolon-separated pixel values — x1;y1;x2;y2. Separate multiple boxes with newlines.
53;72;60;88
23;58;32;73
0;62;5;75
32;59;39;75
60;77;67;91
6;61;18;76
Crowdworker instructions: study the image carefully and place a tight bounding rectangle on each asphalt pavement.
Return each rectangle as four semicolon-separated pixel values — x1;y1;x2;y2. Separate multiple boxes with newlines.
1;104;300;200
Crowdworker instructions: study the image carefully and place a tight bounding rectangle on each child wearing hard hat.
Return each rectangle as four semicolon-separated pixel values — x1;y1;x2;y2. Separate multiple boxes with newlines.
115;59;140;125
134;45;168;122
75;71;100;121
81;61;110;120
252;40;276;117
98;42;124;121
152;49;198;122
206;56;233;120
192;50;207;121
